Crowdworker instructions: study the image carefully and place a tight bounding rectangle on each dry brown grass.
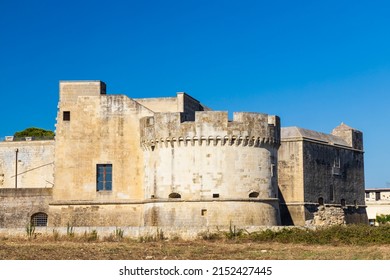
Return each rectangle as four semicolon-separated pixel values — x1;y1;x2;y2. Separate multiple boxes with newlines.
0;236;389;260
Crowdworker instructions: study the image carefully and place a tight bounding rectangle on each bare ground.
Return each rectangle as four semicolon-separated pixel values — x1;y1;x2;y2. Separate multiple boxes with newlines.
0;238;389;260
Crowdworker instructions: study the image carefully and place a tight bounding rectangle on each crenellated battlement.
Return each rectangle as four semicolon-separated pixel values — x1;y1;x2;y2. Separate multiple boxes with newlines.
140;111;280;150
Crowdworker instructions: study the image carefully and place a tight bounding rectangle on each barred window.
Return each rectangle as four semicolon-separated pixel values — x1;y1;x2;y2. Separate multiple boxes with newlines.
97;164;112;191
31;212;48;227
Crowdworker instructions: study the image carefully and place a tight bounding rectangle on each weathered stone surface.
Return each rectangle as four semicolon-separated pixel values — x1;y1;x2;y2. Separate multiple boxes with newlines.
309;206;346;227
0;188;52;227
278;125;367;226
50;81;281;227
0;81;368;229
0;140;54;189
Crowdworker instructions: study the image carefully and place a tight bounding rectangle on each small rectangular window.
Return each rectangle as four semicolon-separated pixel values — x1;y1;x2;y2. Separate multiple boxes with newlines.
271;164;276;177
97;164;112;191
332;154;341;176
332;166;341;176
375;192;381;201
330;185;334;202
213;193;219;198
63;111;70;121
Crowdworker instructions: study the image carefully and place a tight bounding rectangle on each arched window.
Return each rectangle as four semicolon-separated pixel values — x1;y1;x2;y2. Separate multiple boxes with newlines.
341;199;346;207
318;197;324;206
249;192;259;198
31;212;48;227
168;192;181;199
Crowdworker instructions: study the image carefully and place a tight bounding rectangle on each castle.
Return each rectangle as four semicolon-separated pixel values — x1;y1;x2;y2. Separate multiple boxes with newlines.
0;81;367;232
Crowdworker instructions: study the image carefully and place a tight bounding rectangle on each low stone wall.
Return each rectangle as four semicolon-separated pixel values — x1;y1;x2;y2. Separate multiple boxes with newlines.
0;225;296;240
281;203;368;226
310;206;345;226
0;188;52;228
307;205;368;226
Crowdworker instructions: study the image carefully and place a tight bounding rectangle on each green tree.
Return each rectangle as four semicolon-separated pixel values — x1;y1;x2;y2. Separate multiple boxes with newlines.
14;127;55;138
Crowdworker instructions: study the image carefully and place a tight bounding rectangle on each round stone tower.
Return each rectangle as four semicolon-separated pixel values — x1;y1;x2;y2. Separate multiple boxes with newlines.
140;111;281;227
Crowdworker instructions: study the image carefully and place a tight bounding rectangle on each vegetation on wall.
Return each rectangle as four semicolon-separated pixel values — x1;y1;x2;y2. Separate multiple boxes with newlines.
376;214;390;225
13;127;55;139
199;224;390;245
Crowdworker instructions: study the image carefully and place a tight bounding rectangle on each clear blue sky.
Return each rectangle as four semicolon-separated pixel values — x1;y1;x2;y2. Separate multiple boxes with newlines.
1;0;389;188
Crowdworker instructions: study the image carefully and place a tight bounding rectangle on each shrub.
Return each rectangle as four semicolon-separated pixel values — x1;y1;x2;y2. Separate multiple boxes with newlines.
246;225;390;245
139;228;166;242
84;230;99;242
376;214;390;225
52;229;60;241
26;222;36;239
225;222;245;239
66;222;75;238
198;230;223;241
105;227;125;242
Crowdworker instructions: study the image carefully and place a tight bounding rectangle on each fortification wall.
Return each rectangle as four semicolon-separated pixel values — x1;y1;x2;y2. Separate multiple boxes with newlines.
0;140;54;189
134;97;178;113
48;199;280;228
0;188;52;228
141;111;280;145
54;89;154;202
302;141;365;206
143;200;280;227
49;203;143;227
141;111;281;226
0;225;299;240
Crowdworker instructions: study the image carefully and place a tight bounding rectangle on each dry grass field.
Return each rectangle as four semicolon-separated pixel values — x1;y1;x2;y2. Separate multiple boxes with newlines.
0;239;389;260
1;224;390;260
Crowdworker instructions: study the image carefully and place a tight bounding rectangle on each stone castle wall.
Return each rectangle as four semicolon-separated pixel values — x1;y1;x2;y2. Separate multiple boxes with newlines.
278;125;366;226
0;140;54;189
302;141;365;206
0;81;368;230
140;111;281;226
53;82;154;203
50;81;282;227
0;188;52;228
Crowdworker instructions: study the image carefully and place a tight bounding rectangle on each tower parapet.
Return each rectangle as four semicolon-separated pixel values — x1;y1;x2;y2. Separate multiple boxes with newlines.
59;81;106;103
140;111;280;149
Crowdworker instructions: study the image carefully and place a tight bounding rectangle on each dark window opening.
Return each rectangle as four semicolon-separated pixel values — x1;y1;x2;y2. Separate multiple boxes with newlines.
249;192;259;198
341;199;346;207
169;192;181;199
375;192;381;201
201;209;207;216
318;197;324;206
97;164;112;191
332;166;341;176
31;212;48;227
213;193;220;198
271;164;276;177
329;185;334;202
63;111;70;121
365;192;370;199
